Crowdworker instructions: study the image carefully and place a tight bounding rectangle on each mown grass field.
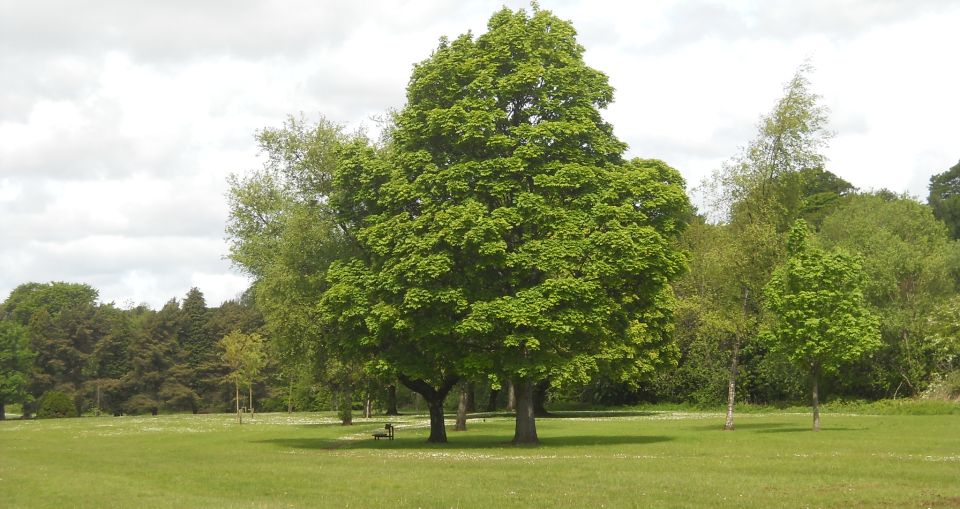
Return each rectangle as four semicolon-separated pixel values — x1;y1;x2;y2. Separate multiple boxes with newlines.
2;409;958;508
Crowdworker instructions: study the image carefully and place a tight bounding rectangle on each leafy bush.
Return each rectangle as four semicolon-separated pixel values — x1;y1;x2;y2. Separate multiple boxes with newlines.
37;391;75;418
124;394;159;415
921;371;960;401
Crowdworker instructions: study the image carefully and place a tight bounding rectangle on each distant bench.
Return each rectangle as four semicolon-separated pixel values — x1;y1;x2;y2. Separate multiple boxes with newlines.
372;423;394;440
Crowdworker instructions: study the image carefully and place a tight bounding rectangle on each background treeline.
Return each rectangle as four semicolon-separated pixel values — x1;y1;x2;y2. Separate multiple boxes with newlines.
0;283;498;419
2;165;959;421
0;285;266;418
634;167;960;407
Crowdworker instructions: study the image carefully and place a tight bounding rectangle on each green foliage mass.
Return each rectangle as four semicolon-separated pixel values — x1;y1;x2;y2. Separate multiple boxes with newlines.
37;390;74;418
326;5;689;395
928;159;960;239
819;193;960;396
764;220;881;373
0;320;34;414
0;282;264;417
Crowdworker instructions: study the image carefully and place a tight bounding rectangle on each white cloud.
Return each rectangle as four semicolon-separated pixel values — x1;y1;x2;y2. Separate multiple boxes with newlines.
1;0;958;308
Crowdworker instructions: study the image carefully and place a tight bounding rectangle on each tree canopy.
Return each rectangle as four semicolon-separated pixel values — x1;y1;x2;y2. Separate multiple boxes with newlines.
322;5;689;444
928;159;960;240
764;220;881;430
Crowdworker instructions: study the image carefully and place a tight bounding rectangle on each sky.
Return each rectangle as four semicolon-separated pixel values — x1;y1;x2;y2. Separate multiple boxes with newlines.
1;0;958;309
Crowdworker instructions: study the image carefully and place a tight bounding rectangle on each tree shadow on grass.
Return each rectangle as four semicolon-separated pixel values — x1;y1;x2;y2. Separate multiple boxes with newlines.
468;410;659;420
693;421;866;433
752;426;865;434
539;411;660;419
257;433;673;451
692;421;795;432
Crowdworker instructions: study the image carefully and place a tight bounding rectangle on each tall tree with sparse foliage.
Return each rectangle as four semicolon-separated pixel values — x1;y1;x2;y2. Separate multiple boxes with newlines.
705;62;834;229
685;63;837;430
764;220;881;430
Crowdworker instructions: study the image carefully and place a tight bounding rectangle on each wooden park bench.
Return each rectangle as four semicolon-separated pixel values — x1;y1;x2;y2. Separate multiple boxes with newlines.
372;423;395;441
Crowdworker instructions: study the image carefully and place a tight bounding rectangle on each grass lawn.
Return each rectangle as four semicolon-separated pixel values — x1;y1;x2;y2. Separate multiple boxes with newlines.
2;409;958;508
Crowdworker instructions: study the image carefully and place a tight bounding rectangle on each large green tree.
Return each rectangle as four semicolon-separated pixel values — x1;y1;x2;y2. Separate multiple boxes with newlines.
819;193;960;397
226;116;376;424
1;283;102;416
125;299;192;414
0;320;34;419
928;160;960;240
327;6;688;444
764;220;881;430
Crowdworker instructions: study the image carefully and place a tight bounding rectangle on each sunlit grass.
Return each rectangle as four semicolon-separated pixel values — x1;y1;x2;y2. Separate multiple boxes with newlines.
2;409;958;508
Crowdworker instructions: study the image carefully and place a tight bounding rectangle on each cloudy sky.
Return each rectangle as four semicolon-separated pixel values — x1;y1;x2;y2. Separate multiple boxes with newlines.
2;0;958;309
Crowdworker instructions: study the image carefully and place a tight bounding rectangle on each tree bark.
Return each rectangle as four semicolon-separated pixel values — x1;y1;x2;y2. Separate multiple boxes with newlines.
811;364;821;432
287;377;294;413
723;337;740;431
364;393;372;418
465;382;476;413
485;386;500;412
533;379;550;417
249;385;254;416
506;380;516;412
511;379;539;445
385;384;399;416
724;287;749;432
398;373;459;443
455;384;468;431
235;381;242;424
339;387;353;425
73;392;83;418
0;399;5;420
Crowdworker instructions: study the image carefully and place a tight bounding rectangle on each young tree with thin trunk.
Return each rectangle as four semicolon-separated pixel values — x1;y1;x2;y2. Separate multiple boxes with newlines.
455;382;468;432
218;330;265;424
764;220;881;430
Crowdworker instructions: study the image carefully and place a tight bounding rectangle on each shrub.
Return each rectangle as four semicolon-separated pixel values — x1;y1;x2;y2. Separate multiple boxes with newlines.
37;391;75;418
921;371;960;401
124;394;161;415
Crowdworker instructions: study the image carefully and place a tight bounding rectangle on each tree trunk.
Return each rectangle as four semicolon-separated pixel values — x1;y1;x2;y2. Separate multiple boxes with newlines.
811;365;821;432
465;382;476;413
455;384;468;431
287;377;294;413
398;373;459;443
0;399;5;420
485;387;500;412
723;337;741;431
511;379;539;445
339;387;353;425
385;384;399;416
724;287;750;431
364;393;372;418
533;379;550;417
506;380;516;412
74;392;83;417
248;385;254;417
235;381;242;424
